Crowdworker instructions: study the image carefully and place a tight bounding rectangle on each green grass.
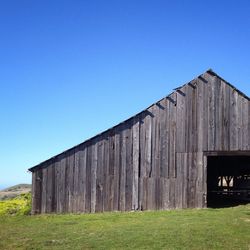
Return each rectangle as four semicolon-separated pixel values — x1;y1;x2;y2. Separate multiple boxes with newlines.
0;204;249;250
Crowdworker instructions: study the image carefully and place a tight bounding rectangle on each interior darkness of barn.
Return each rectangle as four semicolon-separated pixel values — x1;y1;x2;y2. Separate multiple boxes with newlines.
207;155;250;208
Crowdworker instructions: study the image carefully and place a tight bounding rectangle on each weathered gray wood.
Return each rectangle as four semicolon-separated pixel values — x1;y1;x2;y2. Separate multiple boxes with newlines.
215;78;222;151
230;89;239;150
176;153;183;208
95;138;103;212
196;152;204;208
151;105;156;178
203;154;207;208
59;156;66;213
154;104;160;178
68;150;75;213
201;73;209;152
132;117;140;210
187;153;196;208
222;82;230;151
238;96;243;150
85;145;92;213
103;133;110;211
125;122;133;211
176;86;186;153
138;112;147;211
161;177;169;209
208;74;216;151
168;92;177;178
113;128;120;211
54;157;60;213
65;152;71;212
160;98;168;178
41;166;47;213
46;163;53;213
119;125;126;211
242;98;249;150
73;149;80;213
32;169;43;214
197;79;204;152
169;177;176;209
109;134;115;211
31;172;36;214
164;98;170;179
78;146;87;212
32;171;41;214
30;70;250;214
182;153;188;208
91;141;97;213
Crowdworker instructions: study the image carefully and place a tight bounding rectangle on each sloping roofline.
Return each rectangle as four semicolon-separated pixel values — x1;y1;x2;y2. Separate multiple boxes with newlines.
28;69;250;172
206;69;250;101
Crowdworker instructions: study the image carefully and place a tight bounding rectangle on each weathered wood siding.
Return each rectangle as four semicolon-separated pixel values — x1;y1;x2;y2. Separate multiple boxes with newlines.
31;71;250;214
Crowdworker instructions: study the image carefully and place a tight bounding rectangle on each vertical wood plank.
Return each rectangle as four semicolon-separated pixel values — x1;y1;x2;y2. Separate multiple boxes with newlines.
230;89;239;150
222;82;230;151
31;173;36;214
176;86;186;153
85;145;92;213
109;133;115;211
68;150;75;213
242;98;249;150
79;146;87;213
91;141;97;213
95;138;103;212
46;163;53;213
168;93;177;178
125;122;133;211
197;80;204;152
60;156;66;213
132;117;140;210
41;166;47;213
119;125;126;211
54;158;60;213
207;74;216;151
160;98;168;178
103;134;110;211
113;127;121;211
74;149;80;212
50;163;55;213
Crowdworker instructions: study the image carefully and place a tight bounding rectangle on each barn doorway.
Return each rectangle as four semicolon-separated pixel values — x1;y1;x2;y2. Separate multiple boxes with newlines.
207;154;250;208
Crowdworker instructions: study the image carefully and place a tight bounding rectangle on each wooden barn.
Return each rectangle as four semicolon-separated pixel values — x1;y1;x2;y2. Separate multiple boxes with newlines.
29;70;250;214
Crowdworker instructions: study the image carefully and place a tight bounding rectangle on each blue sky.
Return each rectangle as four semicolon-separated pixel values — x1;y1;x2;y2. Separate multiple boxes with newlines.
0;0;250;189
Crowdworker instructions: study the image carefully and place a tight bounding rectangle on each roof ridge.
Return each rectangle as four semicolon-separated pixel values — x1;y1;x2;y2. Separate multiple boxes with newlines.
205;70;250;101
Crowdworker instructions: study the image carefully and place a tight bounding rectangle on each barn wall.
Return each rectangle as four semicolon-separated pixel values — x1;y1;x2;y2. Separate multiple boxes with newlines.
31;71;250;214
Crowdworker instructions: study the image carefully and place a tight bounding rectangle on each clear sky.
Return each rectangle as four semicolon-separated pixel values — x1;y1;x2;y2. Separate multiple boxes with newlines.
1;0;250;189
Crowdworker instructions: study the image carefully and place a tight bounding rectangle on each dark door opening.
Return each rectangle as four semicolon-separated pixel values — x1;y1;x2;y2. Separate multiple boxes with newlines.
207;155;250;208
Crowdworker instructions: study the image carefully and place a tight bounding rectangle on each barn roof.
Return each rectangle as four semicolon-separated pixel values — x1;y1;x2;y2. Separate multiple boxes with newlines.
28;69;250;172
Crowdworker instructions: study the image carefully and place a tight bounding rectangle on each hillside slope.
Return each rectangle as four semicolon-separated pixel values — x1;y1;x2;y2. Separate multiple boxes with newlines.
0;184;31;200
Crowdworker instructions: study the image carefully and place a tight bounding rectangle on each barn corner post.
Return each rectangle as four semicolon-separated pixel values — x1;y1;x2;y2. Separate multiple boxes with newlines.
31;171;36;215
31;169;42;215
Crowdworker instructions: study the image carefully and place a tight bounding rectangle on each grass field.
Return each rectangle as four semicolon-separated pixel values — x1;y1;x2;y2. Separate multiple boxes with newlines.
0;204;249;250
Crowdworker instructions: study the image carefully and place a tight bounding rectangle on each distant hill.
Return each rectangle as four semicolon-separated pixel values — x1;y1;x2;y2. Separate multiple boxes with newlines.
0;184;31;200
